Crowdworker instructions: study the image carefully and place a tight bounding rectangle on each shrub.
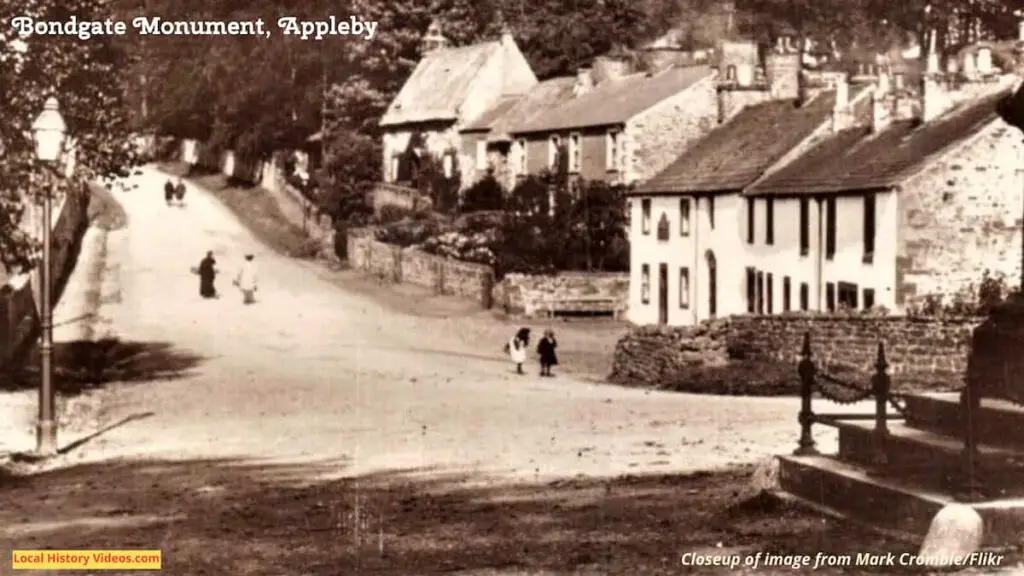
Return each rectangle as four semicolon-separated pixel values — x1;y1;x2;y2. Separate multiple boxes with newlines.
374;218;445;248
908;269;1016;317
421;230;498;266
461;175;505;212
454;210;503;233
376;205;413;224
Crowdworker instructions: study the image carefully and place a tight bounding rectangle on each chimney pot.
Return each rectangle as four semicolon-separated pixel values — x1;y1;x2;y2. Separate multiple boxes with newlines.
834;74;849;109
977;47;993;74
893;72;905;90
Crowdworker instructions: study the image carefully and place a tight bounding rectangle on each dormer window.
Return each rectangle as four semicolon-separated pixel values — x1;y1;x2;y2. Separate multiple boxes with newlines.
548;135;561;169
568;133;581;173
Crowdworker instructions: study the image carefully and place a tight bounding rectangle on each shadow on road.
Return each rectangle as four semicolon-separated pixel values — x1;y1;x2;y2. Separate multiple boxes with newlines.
0;458;920;574
4;338;205;395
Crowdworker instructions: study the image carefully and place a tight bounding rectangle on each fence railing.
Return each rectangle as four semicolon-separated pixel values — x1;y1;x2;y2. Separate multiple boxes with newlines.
793;331;905;464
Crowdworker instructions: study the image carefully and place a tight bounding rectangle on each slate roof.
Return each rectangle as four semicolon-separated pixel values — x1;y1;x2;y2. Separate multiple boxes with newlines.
461;77;577;140
380;42;500;127
746;89;1009;196
632;89;852;195
462;95;522;132
512;65;712;133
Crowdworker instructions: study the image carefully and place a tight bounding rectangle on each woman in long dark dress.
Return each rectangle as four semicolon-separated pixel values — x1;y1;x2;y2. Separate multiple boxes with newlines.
537;329;558;376
164;179;175;205
197;251;217;298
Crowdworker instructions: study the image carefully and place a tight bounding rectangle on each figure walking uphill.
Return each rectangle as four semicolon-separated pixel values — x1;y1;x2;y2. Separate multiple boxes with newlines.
537;329;558;377
174;178;186;205
164;178;175;206
233;254;258;304
196;251;218;298
505;328;531;375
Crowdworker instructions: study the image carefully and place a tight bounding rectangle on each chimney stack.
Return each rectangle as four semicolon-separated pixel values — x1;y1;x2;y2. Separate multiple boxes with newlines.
871;74;892;133
765;34;802;101
893;72;905;91
832;73;853;132
962;51;977;79
926;29;940;75
921;75;944;122
977;47;993;75
573;67;594;96
420;19;451;55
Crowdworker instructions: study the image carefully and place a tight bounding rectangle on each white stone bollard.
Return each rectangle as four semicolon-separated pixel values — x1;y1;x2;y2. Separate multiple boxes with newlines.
917;503;983;564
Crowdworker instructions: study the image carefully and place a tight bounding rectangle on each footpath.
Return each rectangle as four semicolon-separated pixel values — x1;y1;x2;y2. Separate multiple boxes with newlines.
0;186;127;460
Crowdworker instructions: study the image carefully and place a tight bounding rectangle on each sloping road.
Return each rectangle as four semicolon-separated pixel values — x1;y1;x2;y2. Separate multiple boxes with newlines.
59;166;849;481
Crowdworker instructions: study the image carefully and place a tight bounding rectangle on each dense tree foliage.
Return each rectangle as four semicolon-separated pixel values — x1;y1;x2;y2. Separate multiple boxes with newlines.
1;0;141;273
115;0;1024;225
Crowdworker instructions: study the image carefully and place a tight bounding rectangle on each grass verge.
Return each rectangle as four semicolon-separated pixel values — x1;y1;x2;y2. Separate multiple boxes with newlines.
157;161;318;258
0;458;972;575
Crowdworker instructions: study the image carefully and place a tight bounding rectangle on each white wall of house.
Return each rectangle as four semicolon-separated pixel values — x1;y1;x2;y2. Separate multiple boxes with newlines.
740;192;899;316
627;193;746;325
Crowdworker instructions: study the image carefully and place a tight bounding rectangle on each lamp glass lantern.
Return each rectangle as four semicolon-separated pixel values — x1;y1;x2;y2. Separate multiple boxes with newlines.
32;97;66;162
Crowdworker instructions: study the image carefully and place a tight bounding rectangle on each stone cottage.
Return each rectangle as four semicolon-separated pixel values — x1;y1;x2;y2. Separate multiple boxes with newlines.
627;32;1023;326
625;33;867;326
378;20;537;189
503;57;718;186
746;43;1020;314
459;76;576;190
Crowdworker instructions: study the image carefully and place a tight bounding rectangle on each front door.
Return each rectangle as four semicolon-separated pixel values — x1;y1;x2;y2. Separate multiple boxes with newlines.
658;263;669;324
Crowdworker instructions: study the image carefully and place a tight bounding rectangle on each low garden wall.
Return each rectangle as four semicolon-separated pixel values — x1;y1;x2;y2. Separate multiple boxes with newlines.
347;229;494;308
492;272;629;317
611;314;982;390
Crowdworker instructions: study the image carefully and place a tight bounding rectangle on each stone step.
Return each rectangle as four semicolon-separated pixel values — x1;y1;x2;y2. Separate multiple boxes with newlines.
903;392;1024;451
836;420;1024;498
778;454;1024;545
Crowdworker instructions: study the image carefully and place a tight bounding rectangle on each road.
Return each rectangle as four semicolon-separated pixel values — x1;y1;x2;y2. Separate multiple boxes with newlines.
47;166;846;480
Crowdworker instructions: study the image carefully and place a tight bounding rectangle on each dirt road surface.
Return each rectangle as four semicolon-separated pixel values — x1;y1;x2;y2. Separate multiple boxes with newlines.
0;167;885;575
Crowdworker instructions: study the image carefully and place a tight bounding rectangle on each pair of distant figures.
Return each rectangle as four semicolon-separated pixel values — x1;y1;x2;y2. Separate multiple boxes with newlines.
164;178;186;206
193;251;258;305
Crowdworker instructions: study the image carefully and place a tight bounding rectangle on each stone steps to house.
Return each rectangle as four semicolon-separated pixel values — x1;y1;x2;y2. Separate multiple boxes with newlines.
903;392;1024;451
778;454;1024;545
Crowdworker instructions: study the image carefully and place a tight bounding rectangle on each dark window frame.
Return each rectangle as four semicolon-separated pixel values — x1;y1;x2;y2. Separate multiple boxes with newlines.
783;276;791;312
746;197;755;244
799;283;809;311
641;199;651;235
863;193;876;264
826;282;836;312
765;198;774;245
825;197;837;260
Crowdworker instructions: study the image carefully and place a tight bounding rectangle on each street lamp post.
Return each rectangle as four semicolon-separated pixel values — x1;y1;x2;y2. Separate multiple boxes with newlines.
30;96;66;457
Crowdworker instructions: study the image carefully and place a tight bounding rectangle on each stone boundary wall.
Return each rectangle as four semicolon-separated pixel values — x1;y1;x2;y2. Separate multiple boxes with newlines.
492;272;629;317
347;229;494;308
178;139;337;261
611;314;983;387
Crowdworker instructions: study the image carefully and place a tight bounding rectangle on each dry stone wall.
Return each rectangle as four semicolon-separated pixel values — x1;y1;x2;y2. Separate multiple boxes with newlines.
611;314;983;388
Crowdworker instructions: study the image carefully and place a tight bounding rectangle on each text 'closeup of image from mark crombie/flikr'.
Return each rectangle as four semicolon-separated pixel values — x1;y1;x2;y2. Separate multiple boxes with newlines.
7;14;379;40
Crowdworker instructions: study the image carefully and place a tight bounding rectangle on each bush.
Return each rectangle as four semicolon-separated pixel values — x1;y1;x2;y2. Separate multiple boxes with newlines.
908;269;1017;317
461;175;505;212
374;218;445;248
421;230;498;266
454;210;504;233
376;205;413;224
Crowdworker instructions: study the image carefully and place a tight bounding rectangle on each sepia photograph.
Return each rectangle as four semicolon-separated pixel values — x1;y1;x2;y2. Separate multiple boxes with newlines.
3;0;1024;573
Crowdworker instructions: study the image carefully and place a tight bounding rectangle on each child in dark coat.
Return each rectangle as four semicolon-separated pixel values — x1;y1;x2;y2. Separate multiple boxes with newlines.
537;329;558;376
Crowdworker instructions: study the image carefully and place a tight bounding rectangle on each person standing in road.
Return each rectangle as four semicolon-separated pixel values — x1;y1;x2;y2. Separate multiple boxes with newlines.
174;178;186;206
505;327;530;375
164;178;175;205
233;254;258;304
196;251;218;298
537;329;558;377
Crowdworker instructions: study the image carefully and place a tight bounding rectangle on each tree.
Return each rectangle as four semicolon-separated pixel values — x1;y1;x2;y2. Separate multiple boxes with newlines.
461;175;506;212
0;0;140;273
